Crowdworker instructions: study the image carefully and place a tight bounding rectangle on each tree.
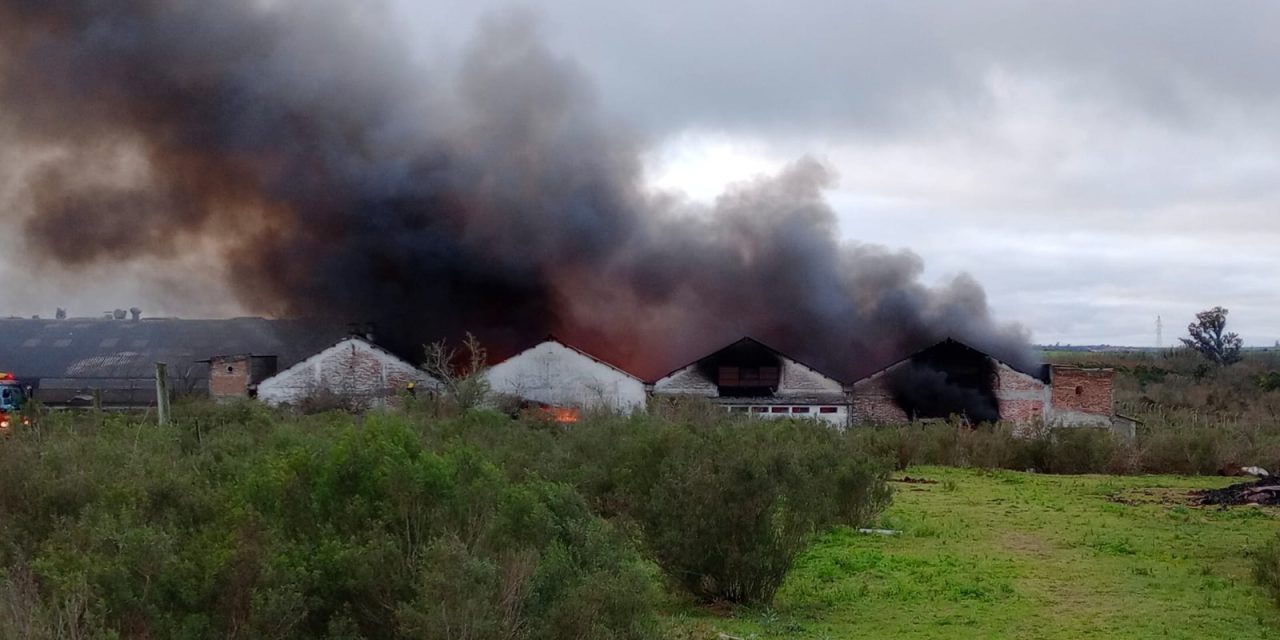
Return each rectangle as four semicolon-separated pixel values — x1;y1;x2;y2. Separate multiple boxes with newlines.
1181;306;1243;366
423;333;491;410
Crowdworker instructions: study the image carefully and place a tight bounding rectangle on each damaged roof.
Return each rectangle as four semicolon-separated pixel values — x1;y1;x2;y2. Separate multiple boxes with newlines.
853;337;1050;384
0;317;348;385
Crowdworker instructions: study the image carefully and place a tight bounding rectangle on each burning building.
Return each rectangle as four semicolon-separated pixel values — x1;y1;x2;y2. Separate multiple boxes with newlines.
850;338;1116;428
486;338;646;414
651;337;850;426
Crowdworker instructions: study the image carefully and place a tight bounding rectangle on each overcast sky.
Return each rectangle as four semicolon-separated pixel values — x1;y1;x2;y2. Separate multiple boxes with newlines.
384;0;1280;347
5;1;1277;346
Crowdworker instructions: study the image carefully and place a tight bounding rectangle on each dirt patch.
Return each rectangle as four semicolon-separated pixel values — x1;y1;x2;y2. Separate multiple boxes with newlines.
1001;531;1054;559
894;476;939;485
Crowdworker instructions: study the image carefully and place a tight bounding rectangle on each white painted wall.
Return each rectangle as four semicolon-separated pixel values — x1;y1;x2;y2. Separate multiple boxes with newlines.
486;340;647;412
257;337;436;406
778;359;845;398
718;403;850;427
652;363;717;396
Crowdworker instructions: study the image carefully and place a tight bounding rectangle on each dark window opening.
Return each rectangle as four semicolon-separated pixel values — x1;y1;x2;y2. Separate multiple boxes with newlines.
792;407;810;414
718;366;780;388
820;407;839;414
698;339;785;397
770;406;788;413
731;406;749;413
751;406;767;413
1075;385;1084;396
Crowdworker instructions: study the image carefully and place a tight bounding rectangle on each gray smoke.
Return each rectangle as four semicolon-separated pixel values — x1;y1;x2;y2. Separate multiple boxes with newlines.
0;1;1035;380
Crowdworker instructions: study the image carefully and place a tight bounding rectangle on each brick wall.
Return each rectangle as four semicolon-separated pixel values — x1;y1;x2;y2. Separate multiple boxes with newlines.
851;376;909;424
258;338;432;406
994;364;1047;426
209;357;251;398
1050;366;1114;419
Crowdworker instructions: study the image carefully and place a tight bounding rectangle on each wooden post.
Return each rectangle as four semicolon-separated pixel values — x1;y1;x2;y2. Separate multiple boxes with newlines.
92;388;102;411
155;362;170;426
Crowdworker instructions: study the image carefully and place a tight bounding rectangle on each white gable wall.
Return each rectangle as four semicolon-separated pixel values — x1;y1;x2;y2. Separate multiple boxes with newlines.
486;341;646;412
777;358;844;397
258;338;434;406
652;364;717;396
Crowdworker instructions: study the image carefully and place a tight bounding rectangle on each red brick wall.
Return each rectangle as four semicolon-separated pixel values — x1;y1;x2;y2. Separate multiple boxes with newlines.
209;358;250;398
994;366;1046;426
999;398;1044;425
851;377;909;424
1050;367;1113;417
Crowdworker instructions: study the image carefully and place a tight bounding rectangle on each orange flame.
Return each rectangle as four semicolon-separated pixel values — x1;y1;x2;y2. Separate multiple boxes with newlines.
545;406;580;424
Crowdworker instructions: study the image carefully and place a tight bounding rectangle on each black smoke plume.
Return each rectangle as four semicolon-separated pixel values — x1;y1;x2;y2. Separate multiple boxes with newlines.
0;1;1036;382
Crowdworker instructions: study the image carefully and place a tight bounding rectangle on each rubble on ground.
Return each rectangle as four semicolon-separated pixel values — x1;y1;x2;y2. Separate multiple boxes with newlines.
1198;477;1280;506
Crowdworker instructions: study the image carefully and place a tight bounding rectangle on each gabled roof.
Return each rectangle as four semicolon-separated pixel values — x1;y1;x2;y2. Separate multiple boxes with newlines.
652;336;844;385
258;335;435;387
852;337;1047;384
497;335;644;382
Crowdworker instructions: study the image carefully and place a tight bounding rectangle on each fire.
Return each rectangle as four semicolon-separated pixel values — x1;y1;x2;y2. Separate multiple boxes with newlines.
545;407;580;424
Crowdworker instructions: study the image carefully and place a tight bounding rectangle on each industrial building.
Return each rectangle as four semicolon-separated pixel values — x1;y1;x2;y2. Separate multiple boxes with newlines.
485;338;647;414
651;337;851;426
0;316;1117;429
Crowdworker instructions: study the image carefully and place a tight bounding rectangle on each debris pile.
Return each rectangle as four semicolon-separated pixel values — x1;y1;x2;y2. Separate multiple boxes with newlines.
1198;477;1280;506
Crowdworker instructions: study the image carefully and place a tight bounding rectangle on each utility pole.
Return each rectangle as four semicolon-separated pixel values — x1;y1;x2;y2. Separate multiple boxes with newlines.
1156;315;1164;350
155;362;170;426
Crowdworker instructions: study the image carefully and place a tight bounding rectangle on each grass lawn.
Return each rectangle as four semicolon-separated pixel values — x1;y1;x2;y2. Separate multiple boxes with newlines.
670;466;1280;639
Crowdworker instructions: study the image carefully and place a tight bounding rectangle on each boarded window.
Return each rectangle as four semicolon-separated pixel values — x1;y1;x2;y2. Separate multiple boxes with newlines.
751;406;767;413
718;366;780;387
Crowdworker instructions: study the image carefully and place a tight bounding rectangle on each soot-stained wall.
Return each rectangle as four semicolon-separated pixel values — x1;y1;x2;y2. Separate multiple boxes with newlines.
851;342;1115;427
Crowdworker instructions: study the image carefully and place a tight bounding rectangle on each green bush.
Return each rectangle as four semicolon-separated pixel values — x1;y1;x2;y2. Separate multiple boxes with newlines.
0;404;897;633
1044;428;1118;474
0;409;658;639
626;420;890;604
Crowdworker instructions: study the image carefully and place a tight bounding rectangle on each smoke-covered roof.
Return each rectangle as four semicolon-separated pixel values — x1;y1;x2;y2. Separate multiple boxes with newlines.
0;317;347;385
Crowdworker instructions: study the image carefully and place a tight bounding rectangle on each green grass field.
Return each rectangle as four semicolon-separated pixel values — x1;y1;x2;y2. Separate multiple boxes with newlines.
671;467;1280;639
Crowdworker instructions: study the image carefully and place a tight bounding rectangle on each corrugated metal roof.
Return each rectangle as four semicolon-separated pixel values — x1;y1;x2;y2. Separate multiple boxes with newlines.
0;317;348;386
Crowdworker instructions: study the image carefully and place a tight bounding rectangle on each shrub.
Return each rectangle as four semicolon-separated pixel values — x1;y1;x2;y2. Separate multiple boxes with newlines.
0;408;658;639
627;420;890;604
1044;428;1118;474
